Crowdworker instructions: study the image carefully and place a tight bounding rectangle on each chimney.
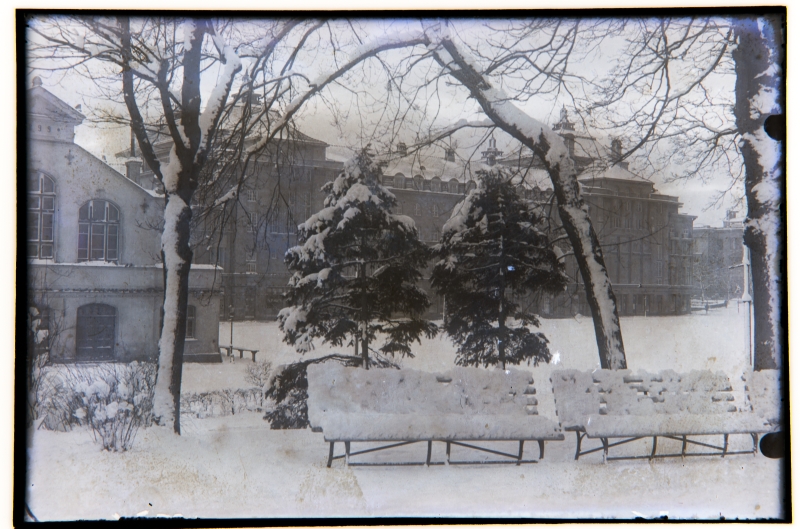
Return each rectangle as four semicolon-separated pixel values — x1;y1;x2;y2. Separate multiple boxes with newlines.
126;159;143;181
445;147;455;162
611;138;629;170
397;142;407;156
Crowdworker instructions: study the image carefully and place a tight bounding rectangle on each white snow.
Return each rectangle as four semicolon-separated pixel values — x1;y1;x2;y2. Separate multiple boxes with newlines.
26;307;784;520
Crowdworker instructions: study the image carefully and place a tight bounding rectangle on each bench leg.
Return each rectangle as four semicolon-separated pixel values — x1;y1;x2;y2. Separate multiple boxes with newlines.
751;433;759;456
722;434;729;458
650;436;658;460
446;441;451;465
425;440;432;466
681;435;687;458
345;441;351;466
574;431;583;461
327;442;335;468
517;440;524;465
537;439;545;460
602;437;609;463
239;349;244;359
251;351;257;362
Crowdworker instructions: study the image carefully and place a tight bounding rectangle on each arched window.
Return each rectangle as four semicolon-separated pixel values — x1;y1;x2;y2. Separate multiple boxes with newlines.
186;305;196;339
78;200;119;262
448;179;459;193
394;173;405;188
404;177;413;189
466;181;477;192
430;177;441;192
28;172;56;259
414;175;424;190
76;303;116;361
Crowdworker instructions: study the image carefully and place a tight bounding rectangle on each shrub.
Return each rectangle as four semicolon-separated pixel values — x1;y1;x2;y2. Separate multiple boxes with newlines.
37;362;156;452
245;360;273;389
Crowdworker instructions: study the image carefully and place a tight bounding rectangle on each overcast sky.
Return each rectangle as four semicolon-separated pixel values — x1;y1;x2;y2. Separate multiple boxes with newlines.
27;16;750;226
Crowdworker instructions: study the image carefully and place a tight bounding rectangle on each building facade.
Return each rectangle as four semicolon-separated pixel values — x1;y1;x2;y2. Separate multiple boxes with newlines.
692;210;746;301
119;104;698;321
27;78;222;363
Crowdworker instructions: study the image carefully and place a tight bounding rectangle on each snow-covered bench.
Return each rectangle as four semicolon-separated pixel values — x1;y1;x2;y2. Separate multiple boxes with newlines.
550;369;776;461
307;363;564;467
219;345;259;362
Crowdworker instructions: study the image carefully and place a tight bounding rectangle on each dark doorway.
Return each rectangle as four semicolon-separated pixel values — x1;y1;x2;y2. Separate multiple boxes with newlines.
76;303;116;361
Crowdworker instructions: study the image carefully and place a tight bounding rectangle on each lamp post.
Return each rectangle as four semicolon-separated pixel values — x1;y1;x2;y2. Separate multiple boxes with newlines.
229;304;235;355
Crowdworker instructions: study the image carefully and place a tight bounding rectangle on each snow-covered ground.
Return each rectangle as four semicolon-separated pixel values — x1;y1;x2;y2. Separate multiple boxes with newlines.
27;306;785;520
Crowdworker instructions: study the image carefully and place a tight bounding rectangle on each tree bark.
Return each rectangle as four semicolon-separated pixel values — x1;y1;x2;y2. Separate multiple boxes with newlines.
732;16;785;371
433;35;627;369
153;193;194;433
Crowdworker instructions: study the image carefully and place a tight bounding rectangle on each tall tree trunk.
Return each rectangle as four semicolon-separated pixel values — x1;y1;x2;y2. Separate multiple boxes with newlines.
360;259;369;370
152;192;194;433
433;35;627;369
732;16;785;371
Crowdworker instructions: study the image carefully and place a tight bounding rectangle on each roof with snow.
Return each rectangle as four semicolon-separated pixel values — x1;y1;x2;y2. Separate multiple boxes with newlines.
579;163;652;185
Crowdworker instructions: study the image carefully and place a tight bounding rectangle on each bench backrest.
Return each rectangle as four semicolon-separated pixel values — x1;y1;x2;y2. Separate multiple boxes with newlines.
307;363;536;417
551;369;737;428
745;369;781;427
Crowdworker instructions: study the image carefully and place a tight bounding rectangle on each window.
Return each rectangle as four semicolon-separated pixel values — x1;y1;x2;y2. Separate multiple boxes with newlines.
248;211;258;233
682;229;690;239
433;204;440;217
431;178;441;192
78;200;119;262
625;201;632;212
217;247;227;270
186;305;196;339
656;261;663;278
246;189;257;202
415;203;422;216
76;304;116;361
448;179;459;193
636;201;642;212
246;258;257;274
28;172;56;259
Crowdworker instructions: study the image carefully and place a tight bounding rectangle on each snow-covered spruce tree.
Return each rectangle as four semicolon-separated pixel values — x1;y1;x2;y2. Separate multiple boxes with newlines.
279;148;437;367
431;168;567;370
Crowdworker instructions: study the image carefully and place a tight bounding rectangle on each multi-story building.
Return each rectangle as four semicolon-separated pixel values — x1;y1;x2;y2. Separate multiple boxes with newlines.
500;111;697;317
27;78;222;363
692;209;746;301
119;103;698;321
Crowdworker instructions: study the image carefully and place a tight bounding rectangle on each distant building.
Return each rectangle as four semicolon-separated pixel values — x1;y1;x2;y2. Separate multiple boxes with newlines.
692;209;746;300
501;110;697;317
119;103;699;321
27;78;222;363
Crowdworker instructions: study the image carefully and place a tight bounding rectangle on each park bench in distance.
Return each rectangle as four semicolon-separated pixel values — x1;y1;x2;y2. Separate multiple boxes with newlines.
219;345;259;362
550;368;778;462
307;363;564;467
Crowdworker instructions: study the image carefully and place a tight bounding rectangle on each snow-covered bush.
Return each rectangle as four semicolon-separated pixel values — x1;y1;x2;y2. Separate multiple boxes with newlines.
245;360;273;390
38;362;156;451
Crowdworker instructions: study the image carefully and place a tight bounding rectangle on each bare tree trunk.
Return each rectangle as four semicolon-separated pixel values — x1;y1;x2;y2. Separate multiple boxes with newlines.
732;16;785;371
433;35;627;369
152;192;194;433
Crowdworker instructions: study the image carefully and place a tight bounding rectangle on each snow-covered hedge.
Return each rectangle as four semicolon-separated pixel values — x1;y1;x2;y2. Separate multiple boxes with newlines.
307;363;563;440
181;388;264;419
